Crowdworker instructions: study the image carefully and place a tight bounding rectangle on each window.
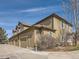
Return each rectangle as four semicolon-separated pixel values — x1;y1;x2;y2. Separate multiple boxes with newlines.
37;29;44;34
51;19;54;29
60;22;63;29
48;31;52;35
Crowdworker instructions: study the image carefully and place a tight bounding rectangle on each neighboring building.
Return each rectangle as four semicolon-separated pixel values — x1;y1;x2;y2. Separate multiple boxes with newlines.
9;13;73;49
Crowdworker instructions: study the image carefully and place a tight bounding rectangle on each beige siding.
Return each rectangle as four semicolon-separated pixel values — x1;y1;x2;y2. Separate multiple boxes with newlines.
36;17;53;29
53;17;72;40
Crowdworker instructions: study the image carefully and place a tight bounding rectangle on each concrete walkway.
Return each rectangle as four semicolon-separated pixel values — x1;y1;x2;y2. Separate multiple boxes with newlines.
0;44;79;59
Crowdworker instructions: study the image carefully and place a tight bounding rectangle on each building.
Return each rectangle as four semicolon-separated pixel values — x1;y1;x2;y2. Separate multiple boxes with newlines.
9;13;73;49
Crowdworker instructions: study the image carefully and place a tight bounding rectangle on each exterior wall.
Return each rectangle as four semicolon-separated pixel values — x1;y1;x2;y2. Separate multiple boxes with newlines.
34;16;72;44
15;39;19;46
19;30;35;48
36;17;53;29
9;40;14;45
35;16;55;38
35;16;72;40
53;17;72;43
9;36;19;46
51;17;61;39
9;29;36;49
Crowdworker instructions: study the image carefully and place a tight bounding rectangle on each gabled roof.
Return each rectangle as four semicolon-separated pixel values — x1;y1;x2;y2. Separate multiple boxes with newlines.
9;13;72;40
34;13;72;26
9;25;55;40
12;22;31;33
18;22;30;27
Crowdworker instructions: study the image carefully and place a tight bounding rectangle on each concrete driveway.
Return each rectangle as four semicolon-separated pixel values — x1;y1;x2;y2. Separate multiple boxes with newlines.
0;44;48;59
49;51;79;59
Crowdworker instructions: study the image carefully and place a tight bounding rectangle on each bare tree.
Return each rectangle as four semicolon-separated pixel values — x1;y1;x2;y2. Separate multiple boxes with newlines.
37;35;56;50
61;0;79;46
70;0;79;46
60;0;72;46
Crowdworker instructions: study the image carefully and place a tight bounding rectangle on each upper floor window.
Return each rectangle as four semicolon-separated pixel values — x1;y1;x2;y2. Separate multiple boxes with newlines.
37;29;44;35
60;22;63;29
49;31;52;35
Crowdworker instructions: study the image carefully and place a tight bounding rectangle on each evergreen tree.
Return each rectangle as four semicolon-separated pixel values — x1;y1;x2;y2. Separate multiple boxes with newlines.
0;27;8;43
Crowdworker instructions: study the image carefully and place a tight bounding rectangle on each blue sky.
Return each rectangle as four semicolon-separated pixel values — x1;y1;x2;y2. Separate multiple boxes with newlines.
0;0;72;38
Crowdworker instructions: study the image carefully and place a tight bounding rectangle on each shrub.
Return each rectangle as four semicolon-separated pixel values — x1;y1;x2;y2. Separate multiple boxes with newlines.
37;34;56;50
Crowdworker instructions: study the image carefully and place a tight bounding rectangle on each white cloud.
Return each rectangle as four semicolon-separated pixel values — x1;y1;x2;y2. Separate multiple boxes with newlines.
19;6;61;13
0;6;58;14
0;7;47;15
19;7;47;12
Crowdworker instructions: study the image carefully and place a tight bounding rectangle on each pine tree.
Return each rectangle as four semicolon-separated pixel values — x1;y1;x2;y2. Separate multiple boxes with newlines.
0;27;8;44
